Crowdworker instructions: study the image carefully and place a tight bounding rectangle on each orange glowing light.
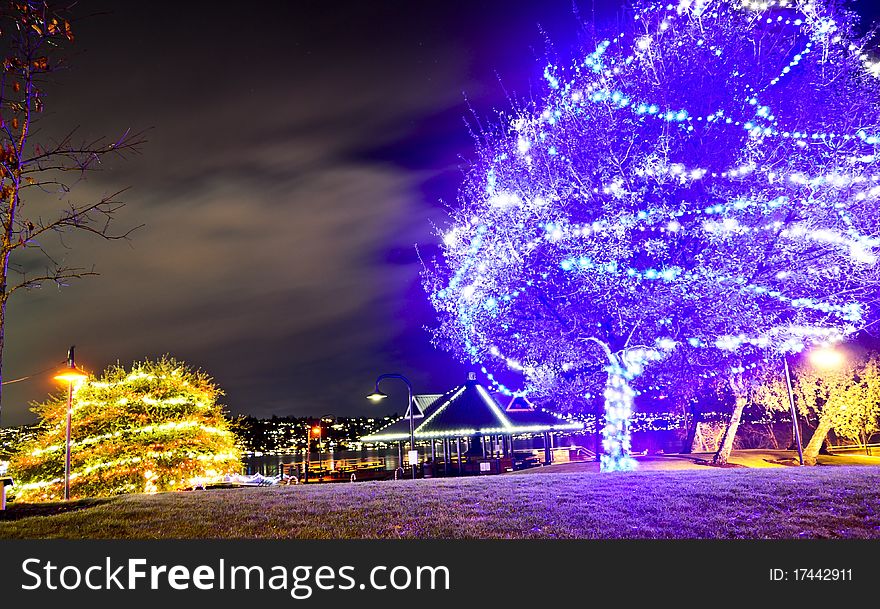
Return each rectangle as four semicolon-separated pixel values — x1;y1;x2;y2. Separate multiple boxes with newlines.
311;426;321;436
53;367;89;384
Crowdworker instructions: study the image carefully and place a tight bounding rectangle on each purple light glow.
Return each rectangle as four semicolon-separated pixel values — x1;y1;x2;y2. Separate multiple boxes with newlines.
424;0;880;470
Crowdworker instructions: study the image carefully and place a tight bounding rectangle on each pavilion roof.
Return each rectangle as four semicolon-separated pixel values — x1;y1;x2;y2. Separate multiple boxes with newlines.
360;376;582;442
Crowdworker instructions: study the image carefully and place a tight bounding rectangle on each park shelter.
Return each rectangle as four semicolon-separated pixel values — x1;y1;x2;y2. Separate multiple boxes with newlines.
360;373;583;475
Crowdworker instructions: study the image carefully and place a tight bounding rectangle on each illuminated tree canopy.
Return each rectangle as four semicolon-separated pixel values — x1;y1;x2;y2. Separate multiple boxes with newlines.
9;357;241;501
425;0;880;470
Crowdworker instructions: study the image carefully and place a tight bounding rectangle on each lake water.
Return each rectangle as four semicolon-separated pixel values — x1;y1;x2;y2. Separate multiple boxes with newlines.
242;431;684;475
244;438;563;475
244;447;403;476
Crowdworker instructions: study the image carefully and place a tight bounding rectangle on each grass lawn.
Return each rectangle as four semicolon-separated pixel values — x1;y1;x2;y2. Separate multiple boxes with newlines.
2;464;880;539
516;450;880;473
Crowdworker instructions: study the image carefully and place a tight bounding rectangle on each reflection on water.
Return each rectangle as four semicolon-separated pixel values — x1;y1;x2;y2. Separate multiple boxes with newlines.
244;447;414;476
245;434;574;475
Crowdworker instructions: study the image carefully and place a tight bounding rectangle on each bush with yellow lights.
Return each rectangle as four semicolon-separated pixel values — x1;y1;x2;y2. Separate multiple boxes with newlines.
8;357;241;502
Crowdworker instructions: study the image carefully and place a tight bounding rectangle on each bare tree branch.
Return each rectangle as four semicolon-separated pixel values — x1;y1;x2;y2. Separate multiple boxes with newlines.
7;265;99;299
0;1;143;420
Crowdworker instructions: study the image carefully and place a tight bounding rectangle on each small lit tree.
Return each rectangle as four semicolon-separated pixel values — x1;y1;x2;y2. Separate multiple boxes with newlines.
9;357;241;501
828;359;880;453
751;349;880;463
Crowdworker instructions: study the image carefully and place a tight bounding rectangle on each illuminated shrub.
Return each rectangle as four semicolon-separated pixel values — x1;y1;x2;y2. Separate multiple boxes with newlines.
9;357;241;502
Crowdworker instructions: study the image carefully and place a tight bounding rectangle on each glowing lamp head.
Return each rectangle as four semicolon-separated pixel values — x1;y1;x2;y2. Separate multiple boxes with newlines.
366;390;388;402
311;426;321;436
809;347;845;368
54;366;89;384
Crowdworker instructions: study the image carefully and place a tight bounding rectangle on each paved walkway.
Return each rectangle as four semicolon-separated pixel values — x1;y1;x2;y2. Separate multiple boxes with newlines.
507;449;880;475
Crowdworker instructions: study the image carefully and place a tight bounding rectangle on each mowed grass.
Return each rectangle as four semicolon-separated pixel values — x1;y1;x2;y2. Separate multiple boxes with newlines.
2;466;879;539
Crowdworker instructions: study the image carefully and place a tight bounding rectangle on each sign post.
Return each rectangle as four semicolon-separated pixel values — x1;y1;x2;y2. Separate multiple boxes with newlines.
0;477;13;510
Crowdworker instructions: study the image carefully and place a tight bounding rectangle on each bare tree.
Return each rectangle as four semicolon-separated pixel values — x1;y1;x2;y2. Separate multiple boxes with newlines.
0;1;143;420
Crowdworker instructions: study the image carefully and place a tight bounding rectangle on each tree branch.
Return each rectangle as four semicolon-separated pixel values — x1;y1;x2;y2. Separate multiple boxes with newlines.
12;187;142;250
7;265;98;299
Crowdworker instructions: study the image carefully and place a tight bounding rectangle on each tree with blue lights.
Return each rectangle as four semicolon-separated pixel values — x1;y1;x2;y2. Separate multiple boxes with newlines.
425;0;880;470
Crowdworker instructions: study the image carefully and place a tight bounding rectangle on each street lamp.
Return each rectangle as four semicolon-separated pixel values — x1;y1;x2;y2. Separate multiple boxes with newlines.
367;373;417;480
303;414;336;481
302;424;320;482
53;346;88;501
809;346;845;368
311;425;322;475
319;414;336;472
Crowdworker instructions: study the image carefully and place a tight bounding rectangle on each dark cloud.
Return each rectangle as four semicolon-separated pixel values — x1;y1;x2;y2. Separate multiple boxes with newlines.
2;0;518;423
6;0;877;425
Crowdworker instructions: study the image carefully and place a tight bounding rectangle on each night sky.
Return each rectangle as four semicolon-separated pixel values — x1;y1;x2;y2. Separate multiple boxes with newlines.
3;0;879;426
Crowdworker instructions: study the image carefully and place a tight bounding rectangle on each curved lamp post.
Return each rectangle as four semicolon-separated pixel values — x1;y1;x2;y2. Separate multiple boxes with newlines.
366;373;416;480
53;346;88;501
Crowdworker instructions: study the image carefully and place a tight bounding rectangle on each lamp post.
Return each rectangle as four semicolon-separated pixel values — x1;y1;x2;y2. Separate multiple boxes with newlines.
784;346;846;467
53;346;88;501
367;373;416;480
319;414;335;472
312;425;322;475
783;355;804;466
308;413;335;481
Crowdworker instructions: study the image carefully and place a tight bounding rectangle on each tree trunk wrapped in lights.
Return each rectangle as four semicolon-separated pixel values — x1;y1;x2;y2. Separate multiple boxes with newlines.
8;357;241;502
424;0;880;471
601;359;637;471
